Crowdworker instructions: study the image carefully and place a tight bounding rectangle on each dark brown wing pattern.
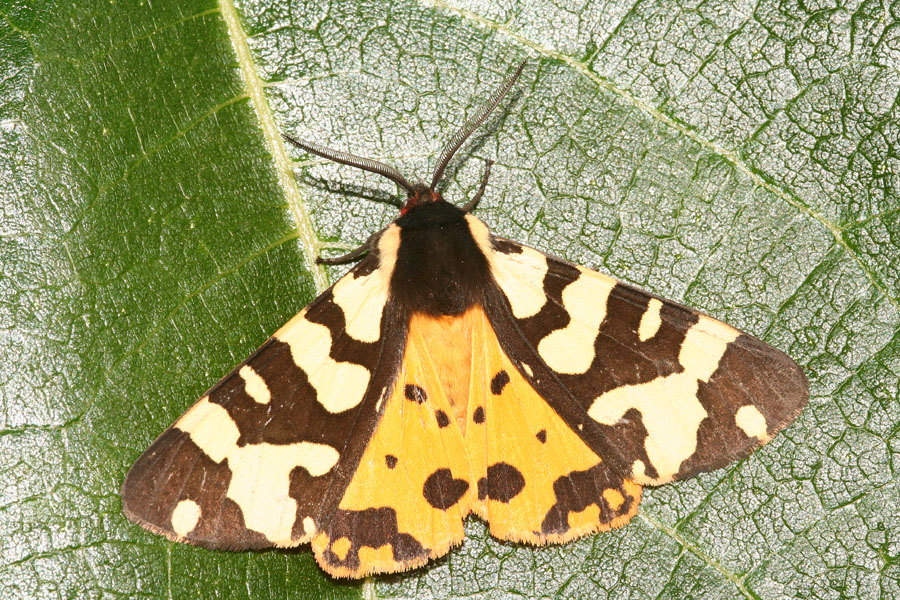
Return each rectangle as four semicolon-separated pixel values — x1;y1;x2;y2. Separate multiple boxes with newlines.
121;229;410;555
469;222;808;486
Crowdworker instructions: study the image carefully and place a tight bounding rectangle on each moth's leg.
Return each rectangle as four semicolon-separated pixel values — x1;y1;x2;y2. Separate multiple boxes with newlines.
462;159;494;213
316;233;376;265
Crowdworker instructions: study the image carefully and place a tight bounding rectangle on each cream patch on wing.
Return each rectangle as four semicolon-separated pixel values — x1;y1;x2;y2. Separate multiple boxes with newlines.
632;460;646;479
537;267;615;374
638;298;663;342
466;216;548;319
735;405;768;440
175;396;239;462
174;397;340;544
171;499;201;537
331;226;400;343
587;315;740;482
239;365;271;405
302;516;316;536
227;441;339;544
276;316;371;413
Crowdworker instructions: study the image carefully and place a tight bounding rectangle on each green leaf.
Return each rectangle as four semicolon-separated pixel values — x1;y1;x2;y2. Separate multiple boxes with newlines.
2;0;897;598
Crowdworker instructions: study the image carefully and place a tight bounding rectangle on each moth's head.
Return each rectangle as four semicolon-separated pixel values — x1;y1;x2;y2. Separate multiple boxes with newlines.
282;62;524;214
401;183;444;214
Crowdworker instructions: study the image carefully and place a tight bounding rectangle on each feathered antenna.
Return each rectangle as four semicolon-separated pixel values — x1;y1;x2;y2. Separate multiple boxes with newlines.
282;134;415;195
429;61;525;191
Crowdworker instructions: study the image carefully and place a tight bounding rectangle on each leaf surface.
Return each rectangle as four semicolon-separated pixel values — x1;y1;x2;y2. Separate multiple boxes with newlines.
1;0;898;598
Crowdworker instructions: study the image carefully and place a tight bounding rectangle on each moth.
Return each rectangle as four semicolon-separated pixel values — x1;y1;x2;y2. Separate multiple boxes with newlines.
122;63;809;578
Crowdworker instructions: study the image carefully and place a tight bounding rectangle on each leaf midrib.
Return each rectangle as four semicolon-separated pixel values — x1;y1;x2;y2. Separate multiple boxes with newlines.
220;0;329;292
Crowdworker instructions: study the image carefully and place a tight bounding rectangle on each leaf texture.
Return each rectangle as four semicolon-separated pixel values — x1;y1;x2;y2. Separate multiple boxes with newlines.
1;0;898;598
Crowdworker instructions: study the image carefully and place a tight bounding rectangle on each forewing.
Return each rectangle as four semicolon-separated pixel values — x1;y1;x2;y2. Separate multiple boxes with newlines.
121;231;406;553
475;228;808;485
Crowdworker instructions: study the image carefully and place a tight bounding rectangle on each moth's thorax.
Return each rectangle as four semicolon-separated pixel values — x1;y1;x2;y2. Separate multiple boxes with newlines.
389;202;493;317
400;184;443;214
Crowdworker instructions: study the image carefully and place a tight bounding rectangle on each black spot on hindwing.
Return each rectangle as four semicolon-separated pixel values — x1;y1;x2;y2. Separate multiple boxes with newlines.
405;384;427;404
490;370;510;395
477;462;525;503
473;406;485;424
435;409;450;428
422;469;469;510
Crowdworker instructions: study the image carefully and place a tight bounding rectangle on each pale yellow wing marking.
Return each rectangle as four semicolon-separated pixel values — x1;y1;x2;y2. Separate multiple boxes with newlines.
273;227;401;414
637;298;663;342
238;365;271;405
331;225;401;343
536;267;616;374
275;316;371;413
171;499;201;538
466;215;548;319
735;404;768;440
587;314;741;483
173;397;339;544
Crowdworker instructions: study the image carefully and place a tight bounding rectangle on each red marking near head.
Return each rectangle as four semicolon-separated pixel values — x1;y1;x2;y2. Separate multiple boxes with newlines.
401;185;444;214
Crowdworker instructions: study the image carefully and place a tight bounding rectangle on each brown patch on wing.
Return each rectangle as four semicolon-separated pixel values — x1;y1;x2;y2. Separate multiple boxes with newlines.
594;408;659;481
676;333;809;478
435;409;451;428
206;254;385;448
206;337;374;447
121;429;269;550
477;462;525;502
541;463;641;541
490;370;510;394
123;253;412;556
312;508;428;576
532;274;696;407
